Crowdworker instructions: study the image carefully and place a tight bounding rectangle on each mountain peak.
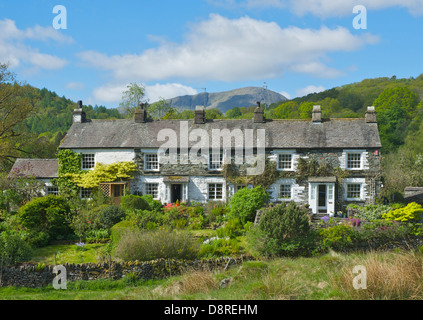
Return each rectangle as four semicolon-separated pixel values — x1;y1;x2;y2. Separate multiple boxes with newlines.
166;86;287;113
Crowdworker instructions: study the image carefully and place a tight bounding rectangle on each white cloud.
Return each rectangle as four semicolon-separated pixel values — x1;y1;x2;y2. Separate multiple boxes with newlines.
78;14;377;82
0;19;70;71
279;91;292;99
146;83;198;103
296;85;325;97
91;82;198;106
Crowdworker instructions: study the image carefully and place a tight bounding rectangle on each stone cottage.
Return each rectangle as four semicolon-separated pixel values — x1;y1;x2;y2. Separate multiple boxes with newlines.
9;100;382;215
47;101;381;216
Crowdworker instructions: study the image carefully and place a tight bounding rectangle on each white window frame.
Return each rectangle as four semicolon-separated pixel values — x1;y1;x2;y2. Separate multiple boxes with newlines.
81;153;95;170
145;183;159;200
344;150;365;171
208;183;223;200
275;150;295;171
346;183;362;200
144;153;160;172
278;184;292;201
208;152;223;171
46;186;59;196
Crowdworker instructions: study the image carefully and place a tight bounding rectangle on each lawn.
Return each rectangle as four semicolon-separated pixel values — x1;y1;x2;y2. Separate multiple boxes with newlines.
30;243;107;265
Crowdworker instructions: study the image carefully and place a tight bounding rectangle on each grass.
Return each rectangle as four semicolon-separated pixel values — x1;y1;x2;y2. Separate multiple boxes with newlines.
3;249;423;300
30;243;107;265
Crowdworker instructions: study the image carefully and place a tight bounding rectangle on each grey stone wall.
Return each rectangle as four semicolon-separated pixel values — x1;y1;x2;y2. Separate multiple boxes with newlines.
0;255;255;288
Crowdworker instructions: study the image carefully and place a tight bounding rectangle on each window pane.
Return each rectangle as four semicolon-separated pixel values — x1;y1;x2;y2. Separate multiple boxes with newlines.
146;183;159;199
80;187;92;199
209;153;223;170
278;154;292;170
347;184;361;199
145;154;159;170
46;187;59;196
209;183;223;200
347;153;361;169
279;184;291;199
82;154;95;169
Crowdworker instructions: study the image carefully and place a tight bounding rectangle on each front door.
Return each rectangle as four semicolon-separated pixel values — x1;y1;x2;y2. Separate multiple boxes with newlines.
318;184;327;213
309;183;335;216
111;184;124;205
171;184;182;203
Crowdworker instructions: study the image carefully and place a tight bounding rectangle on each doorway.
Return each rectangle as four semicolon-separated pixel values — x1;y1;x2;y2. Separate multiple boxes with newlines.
171;184;182;203
309;182;335;215
318;184;327;213
111;184;124;205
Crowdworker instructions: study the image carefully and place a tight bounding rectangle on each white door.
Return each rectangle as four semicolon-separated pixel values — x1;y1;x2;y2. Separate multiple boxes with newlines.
309;183;335;216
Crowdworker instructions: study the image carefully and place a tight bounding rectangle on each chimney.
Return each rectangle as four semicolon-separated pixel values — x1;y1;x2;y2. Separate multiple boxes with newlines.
135;103;147;123
253;101;265;123
72;100;86;123
365;106;377;123
194;106;205;124
312;105;322;123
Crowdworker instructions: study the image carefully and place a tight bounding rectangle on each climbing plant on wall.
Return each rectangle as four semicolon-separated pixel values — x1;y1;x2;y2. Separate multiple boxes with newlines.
222;156;350;190
65;162;138;189
52;149;83;198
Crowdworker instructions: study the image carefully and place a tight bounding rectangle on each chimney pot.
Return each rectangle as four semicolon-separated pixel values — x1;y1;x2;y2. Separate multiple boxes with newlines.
365;106;377;123
312;105;322;123
73;100;86;123
194;106;205;124
135;103;147;123
253;104;265;123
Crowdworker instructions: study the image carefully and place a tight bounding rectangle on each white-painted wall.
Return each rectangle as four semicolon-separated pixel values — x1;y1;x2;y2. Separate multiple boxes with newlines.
71;148;135;167
268;178;306;203
189;176;226;203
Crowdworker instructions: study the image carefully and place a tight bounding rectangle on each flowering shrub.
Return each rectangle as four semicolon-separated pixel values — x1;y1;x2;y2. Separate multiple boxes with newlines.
75;241;87;251
318;224;356;250
347;217;361;227
382;202;423;222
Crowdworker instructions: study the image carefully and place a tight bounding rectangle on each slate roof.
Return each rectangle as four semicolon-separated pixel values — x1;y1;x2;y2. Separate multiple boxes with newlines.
59;118;382;150
8;159;58;179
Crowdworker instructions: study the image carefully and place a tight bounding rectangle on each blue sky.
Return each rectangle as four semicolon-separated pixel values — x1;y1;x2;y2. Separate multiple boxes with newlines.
1;0;423;108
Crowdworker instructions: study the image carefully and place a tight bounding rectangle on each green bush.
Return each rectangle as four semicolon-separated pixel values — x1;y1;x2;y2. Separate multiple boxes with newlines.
354;204;392;221
110;220;139;243
99;205;126;229
18;195;72;246
0;231;33;265
228;186;269;224
318;224;356;250
198;238;240;258
248;202;312;256
113;228;199;261
382;202;423;222
140;194;162;212
129;209;166;229
120;195;149;212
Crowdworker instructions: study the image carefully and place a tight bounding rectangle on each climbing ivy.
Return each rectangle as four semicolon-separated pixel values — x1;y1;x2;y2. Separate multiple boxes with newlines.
222;156;350;189
52;149;83;198
53;149;138;196
65;162;138;189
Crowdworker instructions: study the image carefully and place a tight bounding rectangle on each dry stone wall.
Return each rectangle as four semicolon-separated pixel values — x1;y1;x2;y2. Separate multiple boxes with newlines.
0;255;255;288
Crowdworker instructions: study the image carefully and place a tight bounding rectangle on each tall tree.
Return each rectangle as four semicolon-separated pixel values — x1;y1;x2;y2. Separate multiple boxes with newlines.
119;82;147;118
0;63;41;170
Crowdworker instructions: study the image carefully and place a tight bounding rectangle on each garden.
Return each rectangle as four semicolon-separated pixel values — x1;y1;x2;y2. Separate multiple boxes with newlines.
1;180;423;270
